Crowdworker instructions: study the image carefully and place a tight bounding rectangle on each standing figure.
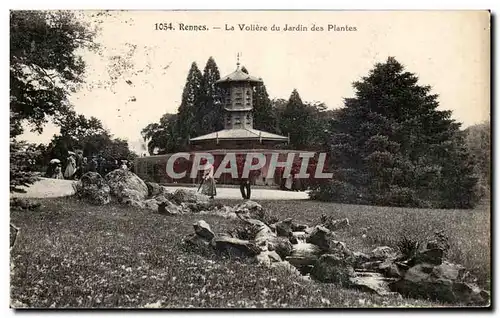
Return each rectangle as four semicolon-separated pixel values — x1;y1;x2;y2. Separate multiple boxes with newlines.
74;150;84;179
201;158;216;199
237;155;251;200
64;153;76;180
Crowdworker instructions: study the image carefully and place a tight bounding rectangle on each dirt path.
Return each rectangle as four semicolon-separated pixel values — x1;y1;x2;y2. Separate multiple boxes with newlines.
11;178;309;200
11;178;77;198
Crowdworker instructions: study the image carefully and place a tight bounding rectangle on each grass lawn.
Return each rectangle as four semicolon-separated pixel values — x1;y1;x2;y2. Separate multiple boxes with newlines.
10;196;490;308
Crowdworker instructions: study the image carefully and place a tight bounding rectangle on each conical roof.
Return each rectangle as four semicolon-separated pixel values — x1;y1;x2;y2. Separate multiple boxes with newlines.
216;65;263;85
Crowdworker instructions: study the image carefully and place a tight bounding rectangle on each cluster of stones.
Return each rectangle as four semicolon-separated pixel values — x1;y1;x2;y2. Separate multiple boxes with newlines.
75;170;223;215
184;201;490;306
75;170;489;306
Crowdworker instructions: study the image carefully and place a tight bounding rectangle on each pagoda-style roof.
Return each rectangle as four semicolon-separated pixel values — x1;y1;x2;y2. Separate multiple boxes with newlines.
216;66;263;85
190;128;288;142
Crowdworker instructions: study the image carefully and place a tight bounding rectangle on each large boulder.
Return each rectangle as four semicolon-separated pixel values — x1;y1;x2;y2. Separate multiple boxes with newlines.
369;246;397;261
158;200;184;215
233;200;277;225
214;237;261;257
104;169;148;203
390;261;490;305
274;218;294;237
268;236;294;259
350;272;399;297
305;225;338;252
285;243;322;274
193;220;215;241
323;217;350;231
310;253;356;285
410;248;444;266
169;189;209;205
75;172;111;205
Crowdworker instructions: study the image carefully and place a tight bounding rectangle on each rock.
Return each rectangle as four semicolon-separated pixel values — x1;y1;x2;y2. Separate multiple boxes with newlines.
291;222;309;232
412;248;444;266
390;261;489;305
289;236;299;245
158;200;184;215
351;251;371;268
145;182;165;197
268;237;293;259
370;246;397;261
310;253;356;285
378;259;403;278
305;226;348;255
193;220;215;241
170;188;209;205
143;199;159;211
324;217;350;231
76;172;111;205
214;237;260;257
275;218;293;237
286;243;322;273
255;250;282;267
183;233;212;249
105;169;148;203
350;272;398;296
124;198;145;209
232;200;277;225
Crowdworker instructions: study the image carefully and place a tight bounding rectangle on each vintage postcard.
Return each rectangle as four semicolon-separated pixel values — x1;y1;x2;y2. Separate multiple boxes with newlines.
9;10;491;309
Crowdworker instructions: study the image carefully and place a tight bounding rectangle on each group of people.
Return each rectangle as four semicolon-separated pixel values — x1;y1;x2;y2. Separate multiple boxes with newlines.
46;150;131;180
199;156;258;200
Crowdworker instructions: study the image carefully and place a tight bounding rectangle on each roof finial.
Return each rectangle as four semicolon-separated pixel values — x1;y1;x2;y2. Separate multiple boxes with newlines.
236;52;241;68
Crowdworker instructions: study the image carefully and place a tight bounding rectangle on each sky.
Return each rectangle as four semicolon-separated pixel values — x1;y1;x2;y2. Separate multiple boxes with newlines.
19;10;490;153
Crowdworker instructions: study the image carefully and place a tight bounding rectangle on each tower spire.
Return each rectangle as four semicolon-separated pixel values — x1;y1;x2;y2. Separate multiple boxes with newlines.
236;52;241;69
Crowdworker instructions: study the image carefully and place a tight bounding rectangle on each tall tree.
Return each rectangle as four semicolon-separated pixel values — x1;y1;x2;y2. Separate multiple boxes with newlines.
280;89;310;149
10;10;95;192
311;57;478;208
141;113;179;155
197;57;222;134
465;121;491;200
10;10;96;135
176;62;203;145
241;66;278;133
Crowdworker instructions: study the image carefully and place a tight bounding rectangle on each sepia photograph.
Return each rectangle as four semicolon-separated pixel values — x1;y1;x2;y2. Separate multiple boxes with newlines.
9;9;491;309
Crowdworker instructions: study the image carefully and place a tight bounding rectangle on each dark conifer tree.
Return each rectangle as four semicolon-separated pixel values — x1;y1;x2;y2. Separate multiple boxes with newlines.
311;57;478;208
176;62;202;144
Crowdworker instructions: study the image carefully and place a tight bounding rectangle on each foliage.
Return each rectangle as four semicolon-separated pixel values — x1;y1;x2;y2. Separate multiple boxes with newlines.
176;62;203;148
310;57;478;208
10;10;95;191
43;111;137;164
10;10;96;136
197;57;223;134
396;236;421;260
10;139;41;193
464;121;491;200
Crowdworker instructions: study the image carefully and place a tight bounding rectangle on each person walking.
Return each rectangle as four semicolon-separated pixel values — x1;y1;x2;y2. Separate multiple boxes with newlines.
237;155;251;200
201;158;216;199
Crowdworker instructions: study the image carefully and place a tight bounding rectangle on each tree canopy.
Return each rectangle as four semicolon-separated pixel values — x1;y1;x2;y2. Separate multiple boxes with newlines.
310;57;478;208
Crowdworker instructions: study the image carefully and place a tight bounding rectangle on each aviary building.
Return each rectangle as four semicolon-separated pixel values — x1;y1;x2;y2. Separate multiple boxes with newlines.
135;58;304;187
189;60;289;149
